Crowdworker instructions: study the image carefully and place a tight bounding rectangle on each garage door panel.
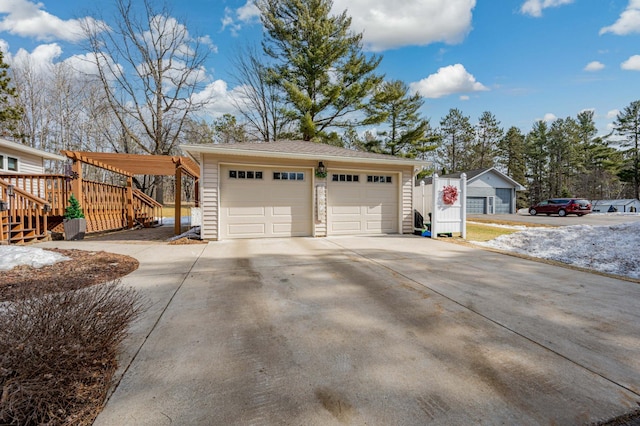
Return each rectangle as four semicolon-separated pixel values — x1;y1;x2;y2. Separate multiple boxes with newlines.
227;223;266;236
332;221;363;232
328;171;398;235
227;206;266;216
220;166;311;239
332;205;362;214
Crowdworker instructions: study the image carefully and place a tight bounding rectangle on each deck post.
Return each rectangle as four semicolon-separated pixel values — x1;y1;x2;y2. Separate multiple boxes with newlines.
194;178;200;207
71;159;83;209
174;166;182;236
126;176;134;229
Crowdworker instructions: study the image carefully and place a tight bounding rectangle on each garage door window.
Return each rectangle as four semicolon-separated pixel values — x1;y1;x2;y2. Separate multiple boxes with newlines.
274;171;305;181
332;174;359;182
367;175;392;183
229;170;263;179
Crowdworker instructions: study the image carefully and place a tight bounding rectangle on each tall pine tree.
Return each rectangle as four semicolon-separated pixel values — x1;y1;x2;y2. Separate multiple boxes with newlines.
612;100;640;200
438;108;474;173
498;126;527;208
258;0;382;142
0;50;23;138
362;80;437;157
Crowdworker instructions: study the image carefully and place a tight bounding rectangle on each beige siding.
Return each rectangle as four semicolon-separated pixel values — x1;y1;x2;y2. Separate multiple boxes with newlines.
0;147;44;174
201;154;219;240
402;168;413;234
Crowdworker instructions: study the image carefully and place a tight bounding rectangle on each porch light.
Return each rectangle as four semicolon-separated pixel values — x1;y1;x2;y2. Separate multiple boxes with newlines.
317;161;326;175
0;200;7;212
43;204;52;213
6;184;15;197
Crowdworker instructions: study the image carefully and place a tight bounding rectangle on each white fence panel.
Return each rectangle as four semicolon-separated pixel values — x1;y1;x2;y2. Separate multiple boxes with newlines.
430;173;466;239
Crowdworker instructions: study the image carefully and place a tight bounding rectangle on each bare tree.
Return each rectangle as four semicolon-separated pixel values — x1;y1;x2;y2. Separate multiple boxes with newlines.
81;0;211;155
230;45;292;142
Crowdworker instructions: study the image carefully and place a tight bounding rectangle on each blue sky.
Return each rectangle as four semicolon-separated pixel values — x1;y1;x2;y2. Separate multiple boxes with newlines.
0;0;639;138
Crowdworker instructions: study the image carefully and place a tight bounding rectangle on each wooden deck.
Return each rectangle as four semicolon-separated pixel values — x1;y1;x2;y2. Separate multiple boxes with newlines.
1;175;163;244
1;151;198;245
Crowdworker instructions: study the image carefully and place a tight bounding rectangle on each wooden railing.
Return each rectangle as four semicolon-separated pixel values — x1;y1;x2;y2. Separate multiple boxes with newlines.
83;180;127;233
1;179;51;244
133;189;163;227
0;174;70;216
1;174;166;241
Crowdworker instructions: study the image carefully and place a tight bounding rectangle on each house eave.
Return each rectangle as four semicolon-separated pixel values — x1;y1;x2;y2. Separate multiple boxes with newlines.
180;144;429;168
0;138;66;161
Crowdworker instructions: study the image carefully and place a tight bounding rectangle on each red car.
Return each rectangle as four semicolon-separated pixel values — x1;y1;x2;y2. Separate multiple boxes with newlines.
529;198;592;217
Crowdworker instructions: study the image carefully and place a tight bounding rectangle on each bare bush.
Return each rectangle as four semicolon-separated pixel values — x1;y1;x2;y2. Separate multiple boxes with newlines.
0;280;143;425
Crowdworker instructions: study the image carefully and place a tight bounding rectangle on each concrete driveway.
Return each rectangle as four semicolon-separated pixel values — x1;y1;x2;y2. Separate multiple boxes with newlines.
38;235;640;425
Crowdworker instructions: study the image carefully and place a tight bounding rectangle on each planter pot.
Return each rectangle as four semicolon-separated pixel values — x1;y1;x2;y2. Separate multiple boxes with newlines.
64;218;86;241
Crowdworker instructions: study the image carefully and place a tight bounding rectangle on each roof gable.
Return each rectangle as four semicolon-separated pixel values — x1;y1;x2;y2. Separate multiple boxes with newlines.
418;167;525;190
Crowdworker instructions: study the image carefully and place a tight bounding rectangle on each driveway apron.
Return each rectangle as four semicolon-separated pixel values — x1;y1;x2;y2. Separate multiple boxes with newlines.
85;236;640;425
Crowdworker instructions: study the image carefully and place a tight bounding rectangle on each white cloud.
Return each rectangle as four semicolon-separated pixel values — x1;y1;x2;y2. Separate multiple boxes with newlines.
333;0;475;51
222;1;260;36
191;79;245;118
621;54;640;70
541;113;557;122
409;64;488;99
10;43;62;70
600;0;640;35
460;95;470;101
584;61;605;72
0;0;105;42
520;0;574;17
607;109;620;119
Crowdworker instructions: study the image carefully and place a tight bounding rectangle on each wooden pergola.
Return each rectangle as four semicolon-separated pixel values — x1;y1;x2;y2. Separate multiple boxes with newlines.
61;151;200;235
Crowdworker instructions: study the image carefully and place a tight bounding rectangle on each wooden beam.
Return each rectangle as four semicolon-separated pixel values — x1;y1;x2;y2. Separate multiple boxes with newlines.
126;176;134;229
174;166;182;236
61;151;132;177
71;159;83;210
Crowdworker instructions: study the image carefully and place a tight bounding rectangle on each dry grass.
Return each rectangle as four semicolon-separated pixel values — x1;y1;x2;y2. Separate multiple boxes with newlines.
465;222;519;242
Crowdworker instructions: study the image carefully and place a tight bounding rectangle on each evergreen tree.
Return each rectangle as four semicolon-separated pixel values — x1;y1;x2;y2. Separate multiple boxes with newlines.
438;108;474;172
611;100;640;199
258;0;382;141
362;80;438;157
213;114;248;144
547;117;580;197
525;120;550;203
0;50;23;137
472;111;503;169
64;194;85;219
498;126;527;208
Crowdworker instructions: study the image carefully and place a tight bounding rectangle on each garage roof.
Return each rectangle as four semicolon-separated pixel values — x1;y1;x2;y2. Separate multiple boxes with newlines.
181;140;429;168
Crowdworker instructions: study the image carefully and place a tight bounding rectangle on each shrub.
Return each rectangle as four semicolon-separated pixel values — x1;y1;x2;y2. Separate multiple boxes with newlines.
64;194;85;219
0;281;142;425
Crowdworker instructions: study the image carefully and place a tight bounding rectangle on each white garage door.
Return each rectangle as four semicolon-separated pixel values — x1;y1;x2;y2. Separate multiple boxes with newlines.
327;171;398;235
220;166;312;239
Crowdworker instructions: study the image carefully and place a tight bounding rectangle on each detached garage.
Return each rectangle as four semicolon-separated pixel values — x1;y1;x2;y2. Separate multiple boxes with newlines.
418;168;525;215
181;141;425;240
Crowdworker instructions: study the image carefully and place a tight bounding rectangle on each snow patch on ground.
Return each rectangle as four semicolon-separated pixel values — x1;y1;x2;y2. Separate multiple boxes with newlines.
0;246;70;271
167;226;201;241
476;221;640;279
